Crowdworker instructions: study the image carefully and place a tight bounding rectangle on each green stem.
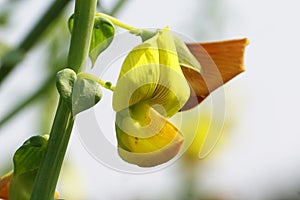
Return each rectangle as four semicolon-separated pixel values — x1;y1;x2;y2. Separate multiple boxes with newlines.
30;99;74;200
96;12;156;40
96;12;140;34
30;0;97;199
0;1;130;129
77;72;115;91
0;0;70;86
67;0;98;71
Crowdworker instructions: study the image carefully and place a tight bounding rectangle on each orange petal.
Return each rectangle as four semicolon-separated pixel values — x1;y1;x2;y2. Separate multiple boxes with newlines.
181;38;249;110
0;173;10;199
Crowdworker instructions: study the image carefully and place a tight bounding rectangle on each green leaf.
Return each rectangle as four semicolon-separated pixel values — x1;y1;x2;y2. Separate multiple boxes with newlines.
72;76;102;115
9;135;48;200
56;69;102;116
89;16;115;65
68;15;115;66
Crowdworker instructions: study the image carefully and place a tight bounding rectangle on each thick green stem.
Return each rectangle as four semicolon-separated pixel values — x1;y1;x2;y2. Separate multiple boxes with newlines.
30;100;74;200
30;0;97;199
0;0;70;86
67;0;97;71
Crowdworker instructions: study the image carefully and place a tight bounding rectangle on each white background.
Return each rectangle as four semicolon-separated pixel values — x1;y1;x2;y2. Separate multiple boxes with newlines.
1;0;300;199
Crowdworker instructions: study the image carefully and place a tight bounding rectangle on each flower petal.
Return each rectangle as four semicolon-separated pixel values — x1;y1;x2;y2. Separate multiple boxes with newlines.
181;38;249;110
173;34;201;72
113;29;190;116
116;106;184;167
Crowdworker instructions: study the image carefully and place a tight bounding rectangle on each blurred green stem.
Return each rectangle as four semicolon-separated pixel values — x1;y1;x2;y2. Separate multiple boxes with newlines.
96;12;140;34
0;0;128;130
0;0;70;86
30;0;97;199
0;76;55;128
109;0;128;16
179;162;199;200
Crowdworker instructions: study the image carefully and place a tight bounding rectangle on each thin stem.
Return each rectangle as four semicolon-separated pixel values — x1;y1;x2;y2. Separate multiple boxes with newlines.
0;0;70;86
96;12;156;41
30;0;97;199
77;72;115;91
96;12;140;34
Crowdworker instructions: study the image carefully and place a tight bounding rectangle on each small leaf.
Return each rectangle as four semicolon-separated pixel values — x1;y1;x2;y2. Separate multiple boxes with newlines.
89;16;115;66
56;69;102;116
56;68;77;104
13;136;47;176
68;15;115;66
9;135;48;200
72;76;102;115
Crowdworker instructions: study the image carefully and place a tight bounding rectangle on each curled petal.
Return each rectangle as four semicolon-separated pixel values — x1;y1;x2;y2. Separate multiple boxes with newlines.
113;29;190;116
116;107;184;167
181;38;249;110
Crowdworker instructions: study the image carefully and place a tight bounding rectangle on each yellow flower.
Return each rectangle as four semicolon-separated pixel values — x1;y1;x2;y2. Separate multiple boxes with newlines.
113;28;190;167
113;27;248;167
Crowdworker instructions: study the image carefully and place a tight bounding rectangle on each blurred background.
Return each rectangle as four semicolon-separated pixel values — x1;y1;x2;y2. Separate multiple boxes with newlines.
1;0;300;199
